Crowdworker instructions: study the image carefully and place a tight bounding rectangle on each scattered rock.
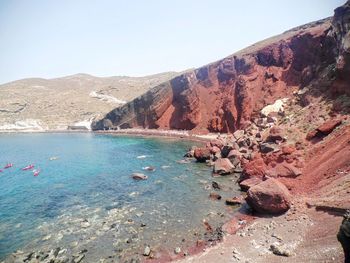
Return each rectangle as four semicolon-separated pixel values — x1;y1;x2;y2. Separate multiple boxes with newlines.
239;177;263;191
194;148;211;162
281;145;296;155
212;181;221;190
209;192;222;200
270;243;292;257
81;220;90;228
260;142;279;153
233;130;245;140
174;247;181;254
306;119;342;140
241;157;268;181
273;163;302;178
73;254;85;263
246;178;291;214
261;98;288;117
317;119;342;134
131;173;148;180
225;196;244;205
142;166;156;171
266;126;285;143
143;246;151;256
213;158;235;175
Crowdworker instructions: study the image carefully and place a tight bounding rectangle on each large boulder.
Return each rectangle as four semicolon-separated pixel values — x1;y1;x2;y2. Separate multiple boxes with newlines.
306;119;342;140
246;178;291;214
317;119;342;134
194;147;211;162
213;158;235;175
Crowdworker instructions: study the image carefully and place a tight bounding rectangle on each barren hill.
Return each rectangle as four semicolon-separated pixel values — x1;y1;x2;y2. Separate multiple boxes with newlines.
0;72;179;131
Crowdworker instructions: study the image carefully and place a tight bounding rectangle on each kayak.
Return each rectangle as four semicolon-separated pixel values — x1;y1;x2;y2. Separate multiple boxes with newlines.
33;169;40;176
22;164;34;171
4;163;13;169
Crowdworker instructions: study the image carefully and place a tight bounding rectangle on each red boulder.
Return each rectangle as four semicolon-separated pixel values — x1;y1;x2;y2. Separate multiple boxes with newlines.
241;157;268;181
194;147;211;162
246;178;291;214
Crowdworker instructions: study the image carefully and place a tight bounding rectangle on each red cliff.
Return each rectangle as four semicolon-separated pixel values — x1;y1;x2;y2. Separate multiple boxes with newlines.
93;5;348;133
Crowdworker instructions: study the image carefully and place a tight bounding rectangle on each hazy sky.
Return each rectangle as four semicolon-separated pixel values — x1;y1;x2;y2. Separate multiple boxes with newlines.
0;0;345;84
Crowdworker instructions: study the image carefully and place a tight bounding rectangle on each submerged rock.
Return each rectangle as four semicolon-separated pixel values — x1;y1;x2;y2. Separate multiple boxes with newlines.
212;181;221;190
142;166;156;171
131;173;148;180
209;192;222;200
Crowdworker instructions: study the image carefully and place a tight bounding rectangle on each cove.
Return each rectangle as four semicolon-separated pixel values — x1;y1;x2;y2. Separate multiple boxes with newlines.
0;133;240;262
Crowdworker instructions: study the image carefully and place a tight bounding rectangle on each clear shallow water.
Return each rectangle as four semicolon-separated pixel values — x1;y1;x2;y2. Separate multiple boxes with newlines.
0;133;239;262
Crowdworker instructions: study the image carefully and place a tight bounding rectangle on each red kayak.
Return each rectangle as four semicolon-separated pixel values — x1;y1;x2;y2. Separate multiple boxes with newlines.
22;164;34;171
33;169;40;176
4;163;13;169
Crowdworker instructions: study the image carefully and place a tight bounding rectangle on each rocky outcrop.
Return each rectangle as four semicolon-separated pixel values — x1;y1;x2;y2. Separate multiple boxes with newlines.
331;0;350;95
92;18;337;133
246;178;291;214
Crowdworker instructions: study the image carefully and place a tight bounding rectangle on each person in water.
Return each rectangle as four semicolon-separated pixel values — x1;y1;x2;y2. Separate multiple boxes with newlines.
338;210;350;263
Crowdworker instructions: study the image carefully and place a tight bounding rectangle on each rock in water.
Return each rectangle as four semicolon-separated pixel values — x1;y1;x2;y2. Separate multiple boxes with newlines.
131;173;148;180
225;196;244;206
212;181;221;190
213;158;235;175
194;148;211;162
209;192;222;200
246;178;291;214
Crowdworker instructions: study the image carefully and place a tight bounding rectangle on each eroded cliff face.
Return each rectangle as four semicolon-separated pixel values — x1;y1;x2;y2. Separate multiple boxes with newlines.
93;8;348;133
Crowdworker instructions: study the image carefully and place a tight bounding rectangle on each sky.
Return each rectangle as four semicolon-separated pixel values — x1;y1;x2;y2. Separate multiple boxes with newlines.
0;0;345;84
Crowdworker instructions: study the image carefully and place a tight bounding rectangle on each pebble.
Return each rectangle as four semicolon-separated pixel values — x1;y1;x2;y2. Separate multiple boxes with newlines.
81;221;90;228
143;246;151;256
174;247;181;254
74;254;85;263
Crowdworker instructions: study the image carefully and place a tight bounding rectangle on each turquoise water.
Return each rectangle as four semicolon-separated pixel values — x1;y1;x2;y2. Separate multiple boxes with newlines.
0;133;239;262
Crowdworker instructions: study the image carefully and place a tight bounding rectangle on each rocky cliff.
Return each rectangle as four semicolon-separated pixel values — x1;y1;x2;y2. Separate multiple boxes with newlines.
93;11;346;132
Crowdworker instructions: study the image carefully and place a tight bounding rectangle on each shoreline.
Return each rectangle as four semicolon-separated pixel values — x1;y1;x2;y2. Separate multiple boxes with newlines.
0;128;222;143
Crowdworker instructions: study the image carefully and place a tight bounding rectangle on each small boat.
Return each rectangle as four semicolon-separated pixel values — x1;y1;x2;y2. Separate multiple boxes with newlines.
4;163;13;169
22;164;34;171
49;156;59;161
33;169;40;176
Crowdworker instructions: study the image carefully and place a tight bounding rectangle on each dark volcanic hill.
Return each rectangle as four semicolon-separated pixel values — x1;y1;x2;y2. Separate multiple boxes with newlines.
92;2;350;134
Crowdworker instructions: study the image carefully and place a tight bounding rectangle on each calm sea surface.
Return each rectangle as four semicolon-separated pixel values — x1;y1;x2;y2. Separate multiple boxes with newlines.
0;133;239;261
